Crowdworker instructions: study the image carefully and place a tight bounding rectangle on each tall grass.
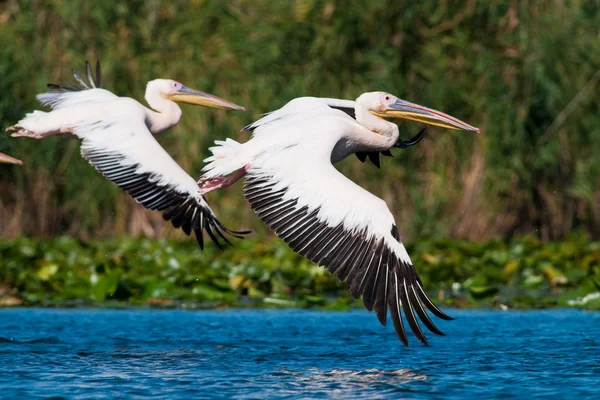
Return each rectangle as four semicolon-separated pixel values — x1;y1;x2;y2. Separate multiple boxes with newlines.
0;0;598;241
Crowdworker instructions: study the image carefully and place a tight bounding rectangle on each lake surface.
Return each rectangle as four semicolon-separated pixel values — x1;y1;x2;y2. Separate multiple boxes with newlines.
0;309;598;399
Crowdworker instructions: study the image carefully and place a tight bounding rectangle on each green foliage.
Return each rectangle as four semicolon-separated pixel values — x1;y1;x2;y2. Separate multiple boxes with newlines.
1;235;599;310
0;1;599;240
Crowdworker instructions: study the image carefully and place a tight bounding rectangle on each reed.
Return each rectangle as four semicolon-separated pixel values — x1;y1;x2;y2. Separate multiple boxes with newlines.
0;1;598;241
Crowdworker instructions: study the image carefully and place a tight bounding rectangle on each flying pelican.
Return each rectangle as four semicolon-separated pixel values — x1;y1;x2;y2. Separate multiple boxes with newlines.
6;61;247;248
0;152;22;165
200;93;480;345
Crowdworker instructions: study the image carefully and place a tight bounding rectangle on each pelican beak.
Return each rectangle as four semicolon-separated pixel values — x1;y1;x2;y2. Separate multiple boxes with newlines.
372;98;480;133
166;86;245;111
0;152;23;165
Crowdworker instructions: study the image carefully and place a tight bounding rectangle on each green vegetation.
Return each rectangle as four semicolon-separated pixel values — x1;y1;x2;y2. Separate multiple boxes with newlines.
0;1;599;241
0;3;599;311
1;235;599;310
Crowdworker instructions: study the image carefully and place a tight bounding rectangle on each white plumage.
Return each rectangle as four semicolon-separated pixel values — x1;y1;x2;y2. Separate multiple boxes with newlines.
201;92;479;345
7;61;247;248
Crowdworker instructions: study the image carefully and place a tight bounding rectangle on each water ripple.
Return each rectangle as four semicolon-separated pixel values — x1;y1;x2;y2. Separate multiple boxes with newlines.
0;309;598;399
0;336;64;345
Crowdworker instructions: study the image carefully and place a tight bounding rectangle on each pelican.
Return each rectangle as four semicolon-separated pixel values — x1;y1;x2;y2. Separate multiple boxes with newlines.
0;152;22;165
6;61;247;248
200;93;479;345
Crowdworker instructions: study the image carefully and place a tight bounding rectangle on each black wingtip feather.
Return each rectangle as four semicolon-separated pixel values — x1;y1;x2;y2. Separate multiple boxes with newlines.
373;251;392;326
356;152;367;162
204;221;224;250
406;281;445;335
85;61;95;88
399;274;428;345
211;220;233;247
193;222;205;250
49;60;103;92
82;148;246;251
367;152;381;168
95;59;102;88
180;208;194;236
414;277;454;321
215;219;252;237
170;201;193;229
163;199;243;251
244;172;453;346
361;244;385;311
194;231;205;250
389;282;409;346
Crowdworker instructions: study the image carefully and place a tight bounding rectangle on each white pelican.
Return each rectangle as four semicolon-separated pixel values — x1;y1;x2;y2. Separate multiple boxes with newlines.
6;61;247;248
200;93;480;345
0;152;22;165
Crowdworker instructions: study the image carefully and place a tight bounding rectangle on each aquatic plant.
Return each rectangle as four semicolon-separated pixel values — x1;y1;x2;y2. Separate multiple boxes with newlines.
1;235;598;310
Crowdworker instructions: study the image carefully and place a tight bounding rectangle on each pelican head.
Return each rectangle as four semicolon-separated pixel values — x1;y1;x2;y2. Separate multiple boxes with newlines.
357;92;480;133
149;79;245;111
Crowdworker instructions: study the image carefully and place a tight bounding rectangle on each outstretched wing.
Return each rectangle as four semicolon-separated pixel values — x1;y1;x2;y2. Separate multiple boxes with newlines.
243;149;452;346
244;97;354;133
247;97;391;168
37;60;118;110
75;117;245;249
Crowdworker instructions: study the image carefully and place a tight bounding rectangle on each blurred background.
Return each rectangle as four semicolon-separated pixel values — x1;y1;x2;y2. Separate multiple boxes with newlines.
0;0;599;308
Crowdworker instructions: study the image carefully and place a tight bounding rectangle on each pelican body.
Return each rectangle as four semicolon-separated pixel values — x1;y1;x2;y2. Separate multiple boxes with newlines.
7;61;247;248
200;92;479;345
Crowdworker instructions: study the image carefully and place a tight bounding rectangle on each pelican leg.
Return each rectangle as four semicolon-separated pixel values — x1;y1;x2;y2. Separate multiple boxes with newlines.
394;126;427;149
198;165;249;194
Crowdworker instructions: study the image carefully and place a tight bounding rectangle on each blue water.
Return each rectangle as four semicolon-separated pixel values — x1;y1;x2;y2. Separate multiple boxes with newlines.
0;309;598;399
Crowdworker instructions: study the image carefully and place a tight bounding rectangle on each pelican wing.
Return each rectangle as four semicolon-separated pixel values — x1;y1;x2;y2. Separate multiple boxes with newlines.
320;97;356;119
77;118;241;249
249;97;386;168
37;60;117;110
243;156;452;345
244;97;352;133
